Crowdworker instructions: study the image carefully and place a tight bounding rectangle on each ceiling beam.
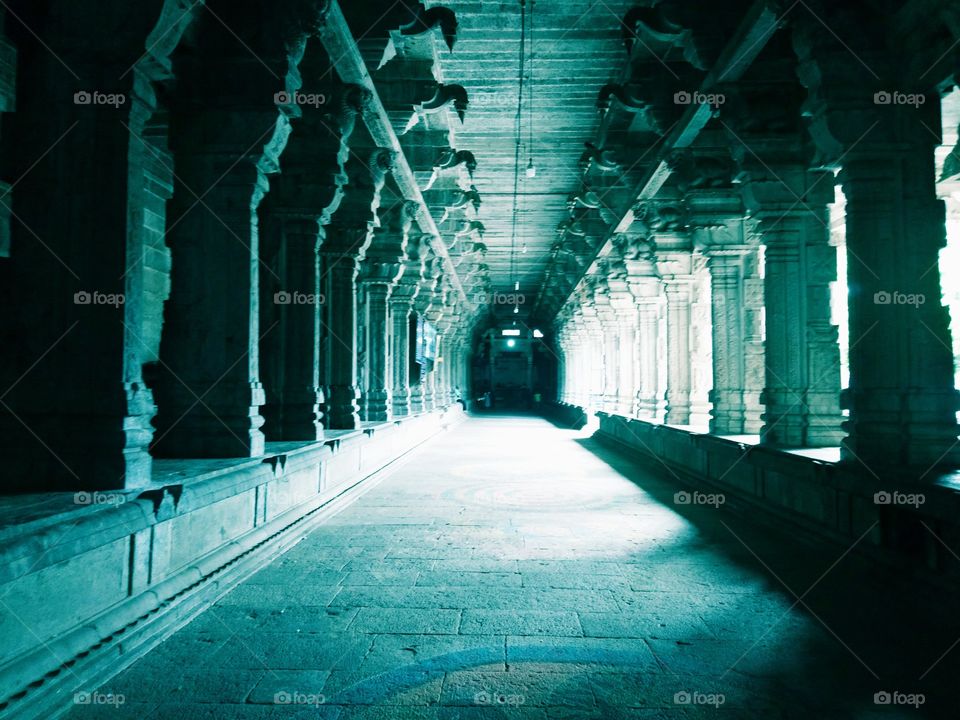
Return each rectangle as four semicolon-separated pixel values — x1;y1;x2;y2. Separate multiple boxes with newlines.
318;0;472;309
539;0;783;321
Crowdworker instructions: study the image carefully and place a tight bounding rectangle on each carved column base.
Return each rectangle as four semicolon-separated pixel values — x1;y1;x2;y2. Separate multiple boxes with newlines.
665;393;691;426
393;392;411;418
326;385;361;430
153;380;266;457
842;388;960;470
364;390;392;423
709;390;747;435
271;387;324;441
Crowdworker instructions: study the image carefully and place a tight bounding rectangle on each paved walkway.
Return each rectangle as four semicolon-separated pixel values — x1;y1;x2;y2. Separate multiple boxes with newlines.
67;415;958;718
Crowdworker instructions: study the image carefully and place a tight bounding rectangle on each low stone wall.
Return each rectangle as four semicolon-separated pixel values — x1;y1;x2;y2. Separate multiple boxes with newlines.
541;401;588;429
592;411;960;591
0;407;464;720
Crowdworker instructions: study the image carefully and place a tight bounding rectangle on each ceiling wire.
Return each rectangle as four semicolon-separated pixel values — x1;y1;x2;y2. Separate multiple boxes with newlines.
510;0;527;297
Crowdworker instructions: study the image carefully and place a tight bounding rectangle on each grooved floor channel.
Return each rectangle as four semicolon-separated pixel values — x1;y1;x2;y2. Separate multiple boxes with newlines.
65;415;960;719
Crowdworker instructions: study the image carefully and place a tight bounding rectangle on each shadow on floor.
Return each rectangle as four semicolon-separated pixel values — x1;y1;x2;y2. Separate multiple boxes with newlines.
575;430;960;719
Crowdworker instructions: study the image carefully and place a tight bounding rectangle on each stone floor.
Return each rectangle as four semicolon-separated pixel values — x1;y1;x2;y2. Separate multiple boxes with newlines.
65;414;959;719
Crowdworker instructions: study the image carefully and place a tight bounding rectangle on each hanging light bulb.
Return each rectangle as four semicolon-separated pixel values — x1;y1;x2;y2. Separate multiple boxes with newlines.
514;305;519;314
521;243;527;254
514;280;520;291
526;158;536;178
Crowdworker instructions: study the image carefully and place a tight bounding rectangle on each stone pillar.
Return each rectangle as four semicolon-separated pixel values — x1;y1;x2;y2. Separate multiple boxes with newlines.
656;248;696;425
596;299;620;413
390;237;428;418
839;152;959;468
424;275;450;410
794;19;960;469
636;295;664;419
259;80;368;441
359;282;392;422
260;217;325;440
582;304;605;410
321;147;394;429
689;255;714;428
620;235;665;420
410;255;441;413
614;307;639;416
575;311;591;408
0;11;14;259
0;2;191;487
747;174;845;447
359;199;413;422
153;2;327;458
742;249;766;434
702;247;751;433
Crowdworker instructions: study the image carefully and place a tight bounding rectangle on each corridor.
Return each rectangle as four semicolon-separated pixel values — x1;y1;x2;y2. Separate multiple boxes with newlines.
64;416;957;719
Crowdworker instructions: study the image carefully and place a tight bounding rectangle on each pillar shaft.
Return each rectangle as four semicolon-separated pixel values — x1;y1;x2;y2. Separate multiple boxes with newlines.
261;218;324;440
322;233;365;429
840;152;959;468
704;250;749;434
391;303;413;417
760;207;844;446
360;282;393;421
663;280;694;425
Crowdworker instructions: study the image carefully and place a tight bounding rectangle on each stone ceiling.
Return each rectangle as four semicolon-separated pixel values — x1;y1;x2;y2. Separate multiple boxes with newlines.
342;0;636;328
437;1;634;317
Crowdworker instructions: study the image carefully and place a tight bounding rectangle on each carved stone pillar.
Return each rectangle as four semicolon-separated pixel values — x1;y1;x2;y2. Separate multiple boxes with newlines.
424;277;448;411
795;16;959;469
321;147;393;429
410;255;441;413
581;302;605;410
701;247;750;433
155;2;328;458
260;217;325;440
259;80;367;441
359;198;412;422
656;244;695;426
689;254;714;427
0;2;196;487
618;235;665;421
594;273;620;413
743;171;845;447
839;152;959;468
742;249;766;434
390;237;427;418
635;293;664;419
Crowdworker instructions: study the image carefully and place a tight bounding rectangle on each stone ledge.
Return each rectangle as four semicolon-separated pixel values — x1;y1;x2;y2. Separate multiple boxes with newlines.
0;406;464;720
540;402;589;429
591;410;960;592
